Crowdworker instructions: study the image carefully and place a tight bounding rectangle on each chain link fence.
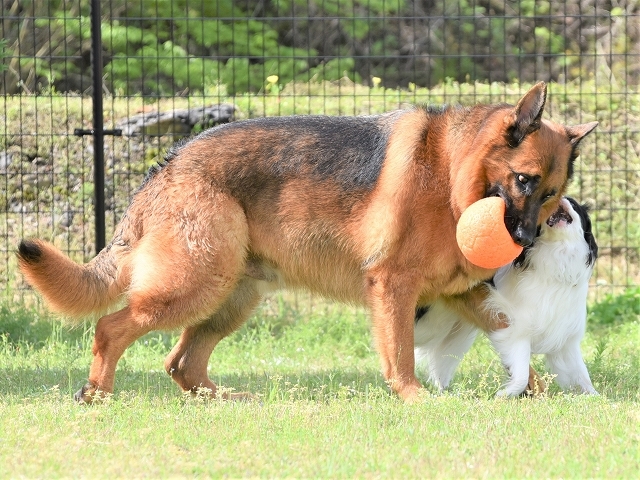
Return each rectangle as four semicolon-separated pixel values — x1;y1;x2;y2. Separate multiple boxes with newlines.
1;0;639;301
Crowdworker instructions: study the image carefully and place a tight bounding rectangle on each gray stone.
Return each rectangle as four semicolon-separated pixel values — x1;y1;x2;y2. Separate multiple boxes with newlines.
0;150;15;172
116;104;237;137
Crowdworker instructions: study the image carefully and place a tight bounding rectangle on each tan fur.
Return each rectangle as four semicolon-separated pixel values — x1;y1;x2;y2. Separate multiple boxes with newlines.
354;110;429;266
17;239;125;318
18;83;597;403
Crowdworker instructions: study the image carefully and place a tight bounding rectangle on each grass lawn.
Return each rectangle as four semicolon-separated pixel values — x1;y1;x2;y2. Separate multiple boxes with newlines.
0;291;639;478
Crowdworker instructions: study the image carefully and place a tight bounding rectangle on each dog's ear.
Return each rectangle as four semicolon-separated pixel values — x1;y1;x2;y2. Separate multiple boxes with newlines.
565;122;598;179
578;201;599;265
566;121;599;147
504;82;547;147
586;231;598;265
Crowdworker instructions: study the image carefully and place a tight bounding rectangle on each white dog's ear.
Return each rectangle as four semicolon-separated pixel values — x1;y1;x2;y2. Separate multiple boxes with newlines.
504;82;547;147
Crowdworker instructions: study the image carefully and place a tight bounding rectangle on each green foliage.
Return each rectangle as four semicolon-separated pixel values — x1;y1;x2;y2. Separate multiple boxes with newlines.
0;301;54;345
0;39;8;74
6;0;636;95
588;287;640;326
27;10;91;87
308;58;361;84
0;300;89;347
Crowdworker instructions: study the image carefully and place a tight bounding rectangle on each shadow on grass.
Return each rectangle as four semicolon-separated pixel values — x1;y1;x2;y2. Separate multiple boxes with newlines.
0;365;392;402
2;361;637;403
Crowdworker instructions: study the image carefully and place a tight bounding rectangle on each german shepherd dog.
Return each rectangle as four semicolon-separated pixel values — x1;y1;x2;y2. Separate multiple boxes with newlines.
18;82;597;403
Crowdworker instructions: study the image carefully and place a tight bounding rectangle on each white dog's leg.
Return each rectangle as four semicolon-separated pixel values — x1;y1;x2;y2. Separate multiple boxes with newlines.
414;305;454;386
414;302;477;390
492;337;532;397
427;320;478;390
546;343;598;394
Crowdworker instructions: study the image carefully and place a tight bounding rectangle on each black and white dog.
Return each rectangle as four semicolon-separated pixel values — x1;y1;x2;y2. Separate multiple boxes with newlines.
415;197;598;396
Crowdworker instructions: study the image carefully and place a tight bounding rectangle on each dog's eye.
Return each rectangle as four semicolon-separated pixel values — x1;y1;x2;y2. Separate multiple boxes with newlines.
517;174;529;185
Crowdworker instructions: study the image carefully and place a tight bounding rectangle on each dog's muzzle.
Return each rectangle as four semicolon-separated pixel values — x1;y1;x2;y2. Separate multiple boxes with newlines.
547;203;573;227
511;224;536;247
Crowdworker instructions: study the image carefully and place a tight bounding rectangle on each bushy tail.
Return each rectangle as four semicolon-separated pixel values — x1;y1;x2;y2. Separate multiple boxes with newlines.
17;239;126;321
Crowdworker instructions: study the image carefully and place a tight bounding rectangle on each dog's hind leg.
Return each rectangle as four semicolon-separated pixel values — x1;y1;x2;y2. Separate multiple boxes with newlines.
75;306;152;403
76;194;250;403
428;318;478;390
164;277;262;400
545;343;597;394
414;302;478;390
414;303;456;388
76;261;248;403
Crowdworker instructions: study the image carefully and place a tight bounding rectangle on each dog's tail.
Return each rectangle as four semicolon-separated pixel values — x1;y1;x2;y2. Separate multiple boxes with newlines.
17;239;127;321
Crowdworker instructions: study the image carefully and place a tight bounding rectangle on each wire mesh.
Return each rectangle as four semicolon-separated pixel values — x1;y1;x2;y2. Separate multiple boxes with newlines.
1;0;638;301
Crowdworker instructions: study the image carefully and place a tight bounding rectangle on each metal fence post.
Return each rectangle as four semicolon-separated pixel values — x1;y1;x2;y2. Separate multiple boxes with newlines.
73;1;122;255
90;0;105;254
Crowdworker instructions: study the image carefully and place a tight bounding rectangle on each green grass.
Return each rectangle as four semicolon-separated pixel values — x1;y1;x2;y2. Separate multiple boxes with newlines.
1;291;639;478
2;389;637;478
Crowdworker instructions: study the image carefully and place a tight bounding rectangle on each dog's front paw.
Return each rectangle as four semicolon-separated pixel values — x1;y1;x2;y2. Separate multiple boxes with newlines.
495;386;524;398
578;386;599;395
392;379;426;404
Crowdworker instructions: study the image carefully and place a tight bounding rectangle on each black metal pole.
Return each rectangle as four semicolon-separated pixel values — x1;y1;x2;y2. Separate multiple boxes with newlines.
90;0;105;253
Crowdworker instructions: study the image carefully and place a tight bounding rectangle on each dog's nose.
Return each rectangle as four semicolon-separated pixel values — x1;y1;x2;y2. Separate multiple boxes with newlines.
511;226;535;247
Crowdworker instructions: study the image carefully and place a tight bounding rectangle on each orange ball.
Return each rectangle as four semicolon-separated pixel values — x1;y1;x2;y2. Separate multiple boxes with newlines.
456;197;524;269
